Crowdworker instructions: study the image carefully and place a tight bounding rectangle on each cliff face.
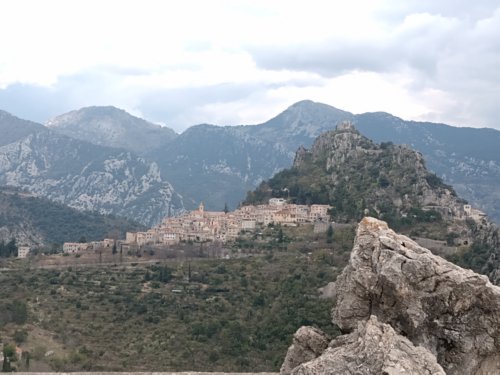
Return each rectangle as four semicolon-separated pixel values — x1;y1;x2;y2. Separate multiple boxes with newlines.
0;131;184;226
282;217;500;374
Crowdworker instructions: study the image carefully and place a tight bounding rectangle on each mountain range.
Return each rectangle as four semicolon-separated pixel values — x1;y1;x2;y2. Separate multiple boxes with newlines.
0;110;183;226
0;100;499;225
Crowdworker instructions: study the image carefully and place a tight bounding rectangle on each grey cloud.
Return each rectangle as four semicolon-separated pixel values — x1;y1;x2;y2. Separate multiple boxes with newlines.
138;80;301;130
137;83;260;129
0;70;133;123
253;42;391;77
0;70;314;131
250;3;499;80
250;13;460;78
249;3;500;129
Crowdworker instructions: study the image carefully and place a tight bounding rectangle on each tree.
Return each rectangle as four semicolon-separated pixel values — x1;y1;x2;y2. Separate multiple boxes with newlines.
78;236;87;243
2;356;11;372
112;242;117;255
326;224;334;243
2;344;15;359
277;228;284;243
4;239;17;257
2;343;16;372
223;203;229;214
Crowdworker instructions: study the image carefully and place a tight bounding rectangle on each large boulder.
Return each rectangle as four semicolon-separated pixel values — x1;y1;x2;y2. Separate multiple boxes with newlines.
290;315;445;375
280;326;330;375
333;217;500;374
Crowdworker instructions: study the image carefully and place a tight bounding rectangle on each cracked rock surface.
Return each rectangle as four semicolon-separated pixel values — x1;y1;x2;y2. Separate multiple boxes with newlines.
281;217;500;374
290;315;445;375
333;217;500;374
280;326;330;375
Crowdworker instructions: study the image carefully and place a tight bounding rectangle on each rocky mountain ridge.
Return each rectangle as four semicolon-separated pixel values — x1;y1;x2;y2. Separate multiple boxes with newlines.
1;100;499;225
0;125;184;226
354;111;500;223
282;217;500;374
39;101;500;223
46;106;177;154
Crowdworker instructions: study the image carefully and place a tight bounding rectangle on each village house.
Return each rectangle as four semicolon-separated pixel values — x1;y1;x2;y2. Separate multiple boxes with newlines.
63;242;89;253
309;204;330;221
17;245;30;258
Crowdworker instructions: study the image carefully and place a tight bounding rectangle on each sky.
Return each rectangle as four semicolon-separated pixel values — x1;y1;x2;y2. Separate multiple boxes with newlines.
1;0;500;132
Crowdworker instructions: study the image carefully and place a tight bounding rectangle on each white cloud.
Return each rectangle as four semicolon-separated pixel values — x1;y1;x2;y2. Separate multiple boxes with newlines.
0;0;500;130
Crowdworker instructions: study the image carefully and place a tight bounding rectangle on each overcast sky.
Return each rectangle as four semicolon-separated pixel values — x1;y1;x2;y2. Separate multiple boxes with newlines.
1;0;500;132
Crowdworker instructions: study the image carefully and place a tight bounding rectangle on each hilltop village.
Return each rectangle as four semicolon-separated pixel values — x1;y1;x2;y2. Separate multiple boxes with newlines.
60;196;491;255
61;199;331;253
126;199;332;246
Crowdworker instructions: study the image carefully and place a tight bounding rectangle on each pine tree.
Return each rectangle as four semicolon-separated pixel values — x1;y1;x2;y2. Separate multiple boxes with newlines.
6;238;17;257
326;224;334;243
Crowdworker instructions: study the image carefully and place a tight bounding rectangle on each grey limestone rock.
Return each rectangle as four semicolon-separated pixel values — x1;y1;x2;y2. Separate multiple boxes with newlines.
333;217;500;374
280;326;330;375
291;315;445;375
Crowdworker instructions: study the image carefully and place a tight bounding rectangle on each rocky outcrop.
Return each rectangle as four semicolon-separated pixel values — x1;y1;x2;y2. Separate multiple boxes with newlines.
333;217;500;374
280;326;330;375
281;217;500;374
0;131;184;226
290;316;444;375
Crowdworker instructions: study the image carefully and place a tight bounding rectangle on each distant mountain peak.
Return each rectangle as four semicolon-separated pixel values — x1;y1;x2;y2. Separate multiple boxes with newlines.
45;106;177;154
46;105;153;127
284;100;351;116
